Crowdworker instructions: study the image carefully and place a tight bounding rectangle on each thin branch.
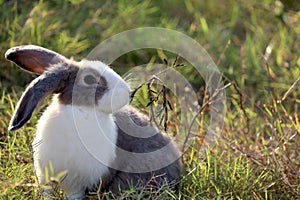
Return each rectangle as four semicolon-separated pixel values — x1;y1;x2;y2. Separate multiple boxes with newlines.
281;77;300;102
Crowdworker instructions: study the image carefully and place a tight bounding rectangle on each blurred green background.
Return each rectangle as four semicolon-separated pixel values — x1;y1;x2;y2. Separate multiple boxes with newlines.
1;0;299;95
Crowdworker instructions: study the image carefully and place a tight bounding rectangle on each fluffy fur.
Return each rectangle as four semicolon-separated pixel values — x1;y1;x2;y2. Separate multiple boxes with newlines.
6;45;182;199
33;97;118;197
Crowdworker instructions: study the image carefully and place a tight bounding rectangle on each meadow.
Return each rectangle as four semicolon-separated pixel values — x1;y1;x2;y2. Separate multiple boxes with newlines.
0;0;299;199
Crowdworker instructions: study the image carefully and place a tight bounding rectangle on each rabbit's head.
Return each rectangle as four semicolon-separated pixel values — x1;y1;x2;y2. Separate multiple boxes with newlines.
6;45;130;131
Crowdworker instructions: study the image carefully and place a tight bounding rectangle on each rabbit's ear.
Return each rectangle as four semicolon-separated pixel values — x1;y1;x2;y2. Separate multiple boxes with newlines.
8;73;62;131
5;45;67;74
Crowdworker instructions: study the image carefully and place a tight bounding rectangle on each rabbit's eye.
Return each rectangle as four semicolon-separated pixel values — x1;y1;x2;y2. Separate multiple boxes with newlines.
84;75;97;85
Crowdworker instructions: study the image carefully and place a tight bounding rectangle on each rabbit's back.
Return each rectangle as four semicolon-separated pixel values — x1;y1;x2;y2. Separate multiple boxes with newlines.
100;106;182;193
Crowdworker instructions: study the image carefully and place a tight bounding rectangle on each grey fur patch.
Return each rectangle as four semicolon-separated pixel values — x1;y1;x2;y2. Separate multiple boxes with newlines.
9;60;109;131
8;72;62;131
87;106;182;195
51;62;108;107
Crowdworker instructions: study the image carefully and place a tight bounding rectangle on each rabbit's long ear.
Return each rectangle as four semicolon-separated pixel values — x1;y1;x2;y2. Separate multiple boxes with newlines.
5;45;67;74
8;73;62;131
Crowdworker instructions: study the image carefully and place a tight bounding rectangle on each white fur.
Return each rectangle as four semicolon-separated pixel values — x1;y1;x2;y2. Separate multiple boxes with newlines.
33;61;130;199
33;97;117;197
80;60;130;113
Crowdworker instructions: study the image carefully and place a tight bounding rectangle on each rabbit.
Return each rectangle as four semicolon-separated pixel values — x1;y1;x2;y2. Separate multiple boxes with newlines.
5;45;182;199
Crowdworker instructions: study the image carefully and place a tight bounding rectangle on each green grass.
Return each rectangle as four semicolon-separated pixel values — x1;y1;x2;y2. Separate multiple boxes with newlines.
1;0;300;199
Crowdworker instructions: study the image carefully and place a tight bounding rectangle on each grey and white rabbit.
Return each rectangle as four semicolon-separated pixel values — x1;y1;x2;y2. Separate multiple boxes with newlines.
6;45;182;199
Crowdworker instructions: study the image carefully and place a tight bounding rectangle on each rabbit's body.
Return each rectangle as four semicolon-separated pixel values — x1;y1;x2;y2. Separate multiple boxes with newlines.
33;96;118;197
5;45;182;199
105;106;182;194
